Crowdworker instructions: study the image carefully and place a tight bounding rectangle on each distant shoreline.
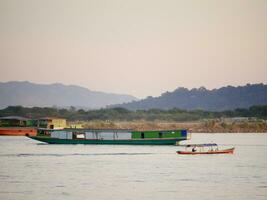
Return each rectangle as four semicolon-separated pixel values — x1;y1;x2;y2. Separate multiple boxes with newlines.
80;120;267;133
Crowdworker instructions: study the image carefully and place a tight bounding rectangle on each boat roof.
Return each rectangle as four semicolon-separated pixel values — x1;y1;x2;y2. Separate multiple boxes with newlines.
38;117;66;120
38;128;133;132
181;143;218;147
0;116;30;120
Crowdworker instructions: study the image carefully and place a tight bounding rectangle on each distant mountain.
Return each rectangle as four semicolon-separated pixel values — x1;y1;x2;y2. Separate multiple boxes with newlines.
113;84;267;111
0;81;138;109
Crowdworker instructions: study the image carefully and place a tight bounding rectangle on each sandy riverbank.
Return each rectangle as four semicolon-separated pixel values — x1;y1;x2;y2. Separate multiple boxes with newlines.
78;120;267;133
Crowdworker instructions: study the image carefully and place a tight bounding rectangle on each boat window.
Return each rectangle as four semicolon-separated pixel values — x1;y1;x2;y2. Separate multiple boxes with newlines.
141;132;145;139
73;132;85;139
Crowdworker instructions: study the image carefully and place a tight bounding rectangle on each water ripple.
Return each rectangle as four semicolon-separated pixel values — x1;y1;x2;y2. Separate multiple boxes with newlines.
0;153;156;157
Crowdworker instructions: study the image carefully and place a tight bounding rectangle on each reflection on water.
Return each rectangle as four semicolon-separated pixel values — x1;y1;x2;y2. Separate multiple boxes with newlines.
0;134;267;200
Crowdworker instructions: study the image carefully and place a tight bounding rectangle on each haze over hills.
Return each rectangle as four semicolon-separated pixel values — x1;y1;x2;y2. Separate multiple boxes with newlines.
113;84;267;111
1;82;267;111
0;81;138;109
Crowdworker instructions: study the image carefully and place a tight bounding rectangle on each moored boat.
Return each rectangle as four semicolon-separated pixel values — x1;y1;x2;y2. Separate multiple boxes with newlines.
27;128;189;145
0;116;37;136
176;143;235;155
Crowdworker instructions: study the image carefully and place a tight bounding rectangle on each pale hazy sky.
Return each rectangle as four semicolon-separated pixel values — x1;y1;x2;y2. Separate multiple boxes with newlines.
0;0;266;98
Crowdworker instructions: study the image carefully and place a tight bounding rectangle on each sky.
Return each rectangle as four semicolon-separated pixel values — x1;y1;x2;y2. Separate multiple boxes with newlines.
0;0;266;98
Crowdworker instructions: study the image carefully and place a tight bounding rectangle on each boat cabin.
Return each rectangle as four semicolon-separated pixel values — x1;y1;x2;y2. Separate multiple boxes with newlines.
38;117;67;129
183;143;219;152
38;128;188;141
0;116;36;127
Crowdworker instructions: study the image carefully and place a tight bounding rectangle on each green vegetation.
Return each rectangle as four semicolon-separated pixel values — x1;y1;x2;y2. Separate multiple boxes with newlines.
0;105;267;122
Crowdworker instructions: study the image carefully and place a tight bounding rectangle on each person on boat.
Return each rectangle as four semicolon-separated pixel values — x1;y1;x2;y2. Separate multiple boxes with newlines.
192;146;197;152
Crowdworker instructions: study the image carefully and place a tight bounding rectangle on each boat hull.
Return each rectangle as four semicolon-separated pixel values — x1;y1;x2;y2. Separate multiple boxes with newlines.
28;136;182;145
0;127;37;136
177;148;235;155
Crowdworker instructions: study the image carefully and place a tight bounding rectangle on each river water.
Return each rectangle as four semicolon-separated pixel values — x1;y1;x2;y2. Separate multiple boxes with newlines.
0;133;267;200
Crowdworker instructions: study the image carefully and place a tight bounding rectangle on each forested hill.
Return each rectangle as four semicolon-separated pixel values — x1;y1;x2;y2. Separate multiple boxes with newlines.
113;84;267;111
0;81;137;109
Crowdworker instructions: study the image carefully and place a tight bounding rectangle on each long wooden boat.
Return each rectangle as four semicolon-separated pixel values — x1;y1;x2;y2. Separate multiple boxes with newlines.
27;128;189;145
176;143;235;155
177;148;235;155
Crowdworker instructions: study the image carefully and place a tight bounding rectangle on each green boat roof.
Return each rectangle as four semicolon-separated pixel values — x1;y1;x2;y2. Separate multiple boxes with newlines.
38;128;186;132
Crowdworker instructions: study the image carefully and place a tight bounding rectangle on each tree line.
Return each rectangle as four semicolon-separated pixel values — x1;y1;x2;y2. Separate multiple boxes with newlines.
0;105;266;122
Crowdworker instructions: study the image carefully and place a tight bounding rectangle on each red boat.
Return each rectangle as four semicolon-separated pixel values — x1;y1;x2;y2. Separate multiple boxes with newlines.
0;127;37;136
176;143;235;155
